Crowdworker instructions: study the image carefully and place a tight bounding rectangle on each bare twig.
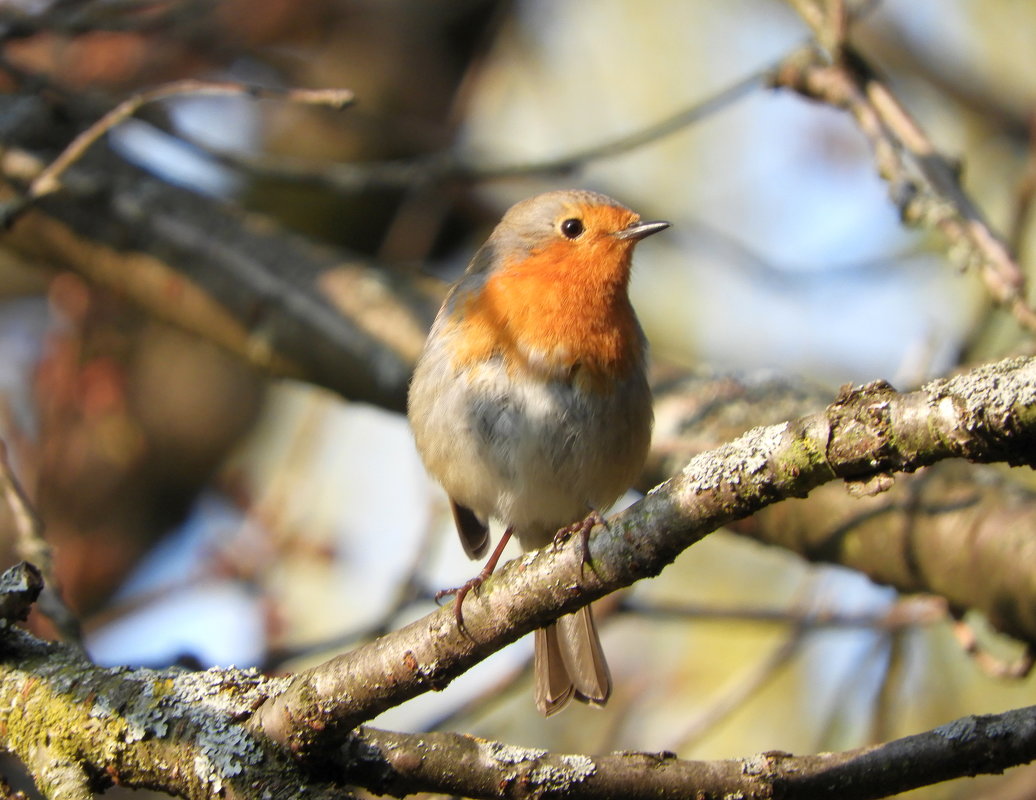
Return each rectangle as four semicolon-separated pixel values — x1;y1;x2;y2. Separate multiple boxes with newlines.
189;64;769;193
619;595;946;632
671;626;807;752
787;0;849;55
952;619;1036;680
0;441;80;644
467;68;766;181
772;42;1036;335
346;704;1036;800
0;80;354;228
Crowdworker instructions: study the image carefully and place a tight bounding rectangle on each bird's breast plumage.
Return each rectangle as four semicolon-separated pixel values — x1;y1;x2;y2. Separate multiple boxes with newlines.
444;243;644;392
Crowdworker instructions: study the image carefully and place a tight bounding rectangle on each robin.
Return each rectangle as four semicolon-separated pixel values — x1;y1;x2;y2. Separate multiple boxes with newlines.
408;189;668;715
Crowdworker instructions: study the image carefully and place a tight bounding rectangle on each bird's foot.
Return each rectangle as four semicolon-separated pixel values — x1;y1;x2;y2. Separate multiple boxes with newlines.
436;526;514;632
553;509;608;566
435;573;488;631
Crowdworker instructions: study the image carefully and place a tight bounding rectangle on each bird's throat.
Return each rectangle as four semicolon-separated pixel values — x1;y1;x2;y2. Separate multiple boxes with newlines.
452;250;641;387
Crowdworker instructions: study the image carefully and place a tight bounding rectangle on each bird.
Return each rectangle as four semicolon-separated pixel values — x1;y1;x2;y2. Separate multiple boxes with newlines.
408;189;668;715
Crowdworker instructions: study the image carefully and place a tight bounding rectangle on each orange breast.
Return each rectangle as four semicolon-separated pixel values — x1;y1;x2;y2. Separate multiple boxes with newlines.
448;234;642;390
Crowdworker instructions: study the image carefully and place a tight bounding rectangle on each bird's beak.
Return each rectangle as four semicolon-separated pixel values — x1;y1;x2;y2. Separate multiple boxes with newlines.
614;219;671;241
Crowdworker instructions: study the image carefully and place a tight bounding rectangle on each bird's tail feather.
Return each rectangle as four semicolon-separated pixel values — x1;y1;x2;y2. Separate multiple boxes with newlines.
534;605;611;716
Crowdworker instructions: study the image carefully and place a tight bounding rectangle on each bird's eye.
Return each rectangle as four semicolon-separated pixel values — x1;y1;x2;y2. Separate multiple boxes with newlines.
560;218;584;239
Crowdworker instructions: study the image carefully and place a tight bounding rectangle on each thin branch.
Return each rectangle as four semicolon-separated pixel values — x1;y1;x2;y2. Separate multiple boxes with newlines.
0;80;354;228
619;594;946;632
465;67;766;180
670;625;807;752
191;64;770;193
786;0;880;54
345;704;1036;800
771;42;1036;335
952;619;1036;680
0;440;80;644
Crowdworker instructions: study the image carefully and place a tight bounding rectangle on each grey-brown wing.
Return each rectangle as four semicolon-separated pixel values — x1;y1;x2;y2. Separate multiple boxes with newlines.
450;499;489;559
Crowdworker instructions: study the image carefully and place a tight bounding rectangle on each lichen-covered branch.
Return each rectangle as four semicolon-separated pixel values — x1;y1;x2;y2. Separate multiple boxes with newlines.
648;368;1036;648
254;355;1036;752
0;625;344;800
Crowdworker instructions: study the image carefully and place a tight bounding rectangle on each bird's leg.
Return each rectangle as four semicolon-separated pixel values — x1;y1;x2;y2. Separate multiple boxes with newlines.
436;526;514;630
553;508;608;566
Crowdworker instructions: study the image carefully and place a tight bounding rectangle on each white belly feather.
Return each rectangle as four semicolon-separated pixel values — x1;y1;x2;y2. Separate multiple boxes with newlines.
409;328;652;550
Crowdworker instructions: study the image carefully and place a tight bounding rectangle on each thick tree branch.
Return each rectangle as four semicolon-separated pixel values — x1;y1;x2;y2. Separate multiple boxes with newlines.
0;623;343;800
0;94;430;410
253;355;1036;753
648;368;1036;649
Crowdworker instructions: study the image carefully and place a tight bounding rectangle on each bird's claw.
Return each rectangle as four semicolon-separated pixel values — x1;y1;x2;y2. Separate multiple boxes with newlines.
437;526;513;634
436;574;485;631
553;509;607;566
